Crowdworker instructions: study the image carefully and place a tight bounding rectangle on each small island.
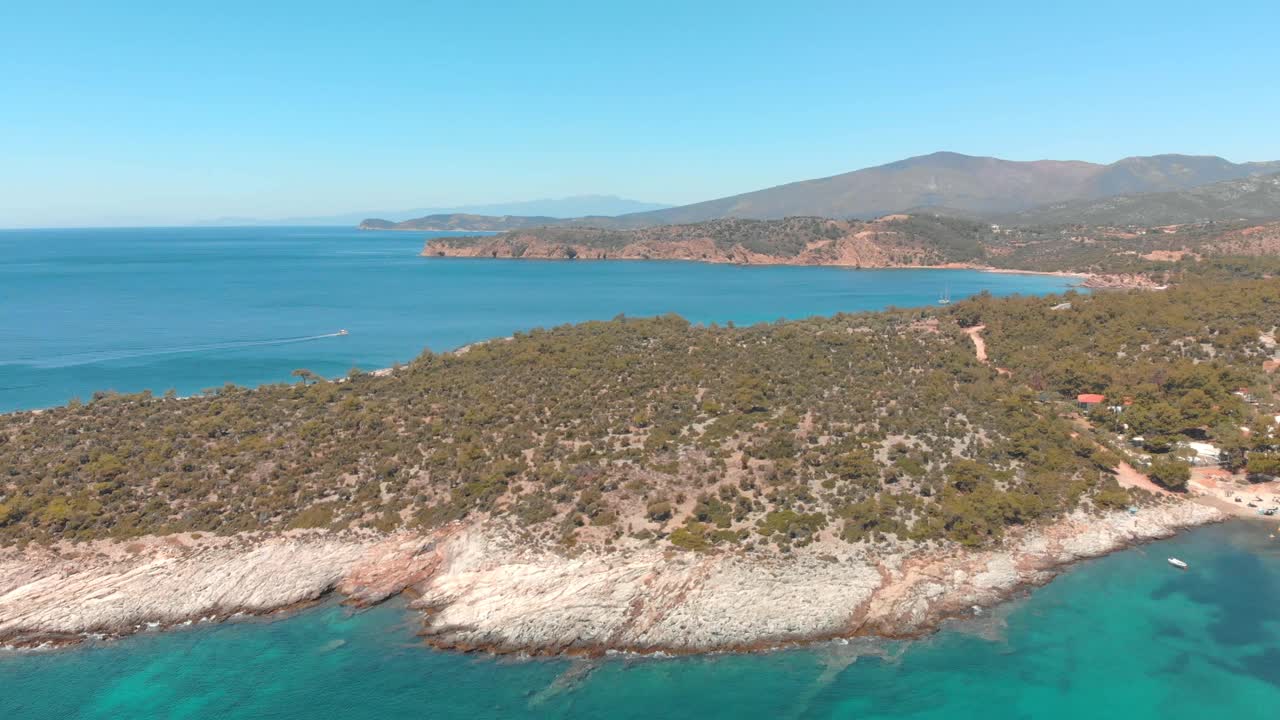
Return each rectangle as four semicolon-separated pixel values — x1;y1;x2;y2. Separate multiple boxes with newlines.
2;270;1277;653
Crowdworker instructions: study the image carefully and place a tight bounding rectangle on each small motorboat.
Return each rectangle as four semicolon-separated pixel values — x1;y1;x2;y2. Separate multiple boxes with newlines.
1167;557;1188;570
338;329;349;336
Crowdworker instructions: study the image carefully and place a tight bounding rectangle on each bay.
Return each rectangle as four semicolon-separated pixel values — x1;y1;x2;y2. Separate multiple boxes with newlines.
0;226;1077;412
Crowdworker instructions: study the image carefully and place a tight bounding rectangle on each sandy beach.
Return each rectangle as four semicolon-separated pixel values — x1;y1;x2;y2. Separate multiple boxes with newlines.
1187;467;1280;520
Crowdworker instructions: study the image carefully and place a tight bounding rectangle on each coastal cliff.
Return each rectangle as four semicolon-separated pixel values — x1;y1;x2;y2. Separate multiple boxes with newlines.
0;501;1223;653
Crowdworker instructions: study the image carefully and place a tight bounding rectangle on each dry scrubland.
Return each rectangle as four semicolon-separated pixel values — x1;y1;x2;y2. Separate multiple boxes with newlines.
2;276;1276;552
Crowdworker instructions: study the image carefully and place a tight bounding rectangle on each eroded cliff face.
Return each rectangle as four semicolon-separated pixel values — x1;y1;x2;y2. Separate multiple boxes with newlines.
0;501;1222;654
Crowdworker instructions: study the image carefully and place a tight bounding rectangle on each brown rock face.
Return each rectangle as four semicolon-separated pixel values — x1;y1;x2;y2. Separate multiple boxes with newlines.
1081;273;1167;290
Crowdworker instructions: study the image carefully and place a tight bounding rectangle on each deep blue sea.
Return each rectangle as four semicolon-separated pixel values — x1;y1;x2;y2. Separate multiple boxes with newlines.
0;226;1077;412
5;226;1276;718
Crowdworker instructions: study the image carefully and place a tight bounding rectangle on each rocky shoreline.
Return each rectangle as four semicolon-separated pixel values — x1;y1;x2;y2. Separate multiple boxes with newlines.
0;501;1223;654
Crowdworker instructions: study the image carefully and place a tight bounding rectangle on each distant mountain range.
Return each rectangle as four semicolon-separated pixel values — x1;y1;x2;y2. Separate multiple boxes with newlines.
411;195;671;218
360;152;1280;232
360;214;582;232
603;152;1280;226
201;195;671;227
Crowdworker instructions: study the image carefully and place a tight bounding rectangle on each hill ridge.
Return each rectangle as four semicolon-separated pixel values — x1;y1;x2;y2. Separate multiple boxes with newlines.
362;152;1280;232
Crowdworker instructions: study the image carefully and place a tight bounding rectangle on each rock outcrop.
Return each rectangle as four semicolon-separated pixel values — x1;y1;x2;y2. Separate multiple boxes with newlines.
0;534;373;646
0;501;1223;654
1082;273;1167;290
408;501;1220;653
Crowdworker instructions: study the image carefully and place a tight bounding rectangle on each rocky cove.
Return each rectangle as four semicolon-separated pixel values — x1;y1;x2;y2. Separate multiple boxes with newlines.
0;500;1223;655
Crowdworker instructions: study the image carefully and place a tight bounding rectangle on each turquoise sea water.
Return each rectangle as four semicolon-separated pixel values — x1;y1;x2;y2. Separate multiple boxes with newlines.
3;522;1278;718
0;226;1077;412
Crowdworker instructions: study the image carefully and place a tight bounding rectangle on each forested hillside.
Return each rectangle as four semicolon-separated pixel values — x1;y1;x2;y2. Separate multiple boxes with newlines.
1;279;1276;550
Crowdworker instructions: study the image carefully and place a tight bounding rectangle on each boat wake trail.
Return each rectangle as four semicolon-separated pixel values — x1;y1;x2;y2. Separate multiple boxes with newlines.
0;332;349;369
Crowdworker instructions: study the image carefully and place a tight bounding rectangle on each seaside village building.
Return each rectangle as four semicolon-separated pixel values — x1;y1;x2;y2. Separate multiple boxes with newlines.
1077;393;1106;410
1186;442;1225;467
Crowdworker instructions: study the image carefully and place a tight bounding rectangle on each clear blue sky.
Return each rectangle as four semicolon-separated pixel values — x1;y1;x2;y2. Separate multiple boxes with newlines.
2;0;1278;227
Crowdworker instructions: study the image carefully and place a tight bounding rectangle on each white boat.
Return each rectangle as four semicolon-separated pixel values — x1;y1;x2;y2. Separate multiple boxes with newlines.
1167;557;1188;569
938;284;951;306
338;329;349;336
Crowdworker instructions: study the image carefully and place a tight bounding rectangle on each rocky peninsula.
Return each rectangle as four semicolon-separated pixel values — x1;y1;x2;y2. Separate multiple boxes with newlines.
3;278;1275;655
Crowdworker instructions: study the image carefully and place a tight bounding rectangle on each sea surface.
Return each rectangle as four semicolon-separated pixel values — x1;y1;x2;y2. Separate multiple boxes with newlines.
3;522;1278;718
0;226;1078;412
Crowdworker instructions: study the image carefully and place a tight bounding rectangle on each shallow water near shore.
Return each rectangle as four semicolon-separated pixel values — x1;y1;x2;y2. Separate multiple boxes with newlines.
3;522;1278;718
0;226;1078;412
